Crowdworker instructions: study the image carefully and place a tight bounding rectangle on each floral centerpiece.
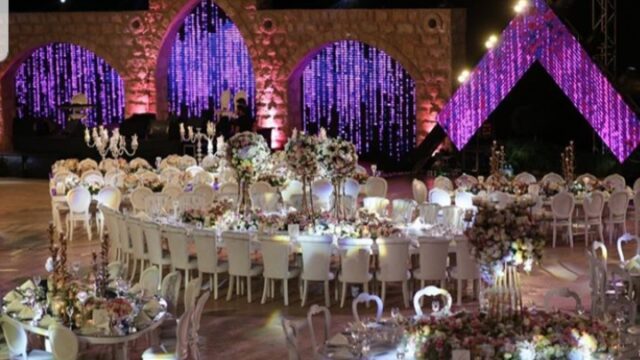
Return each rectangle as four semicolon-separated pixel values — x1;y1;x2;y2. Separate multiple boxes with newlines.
142;177;164;193
542;180;564;197
352;209;401;239
86;181;103;196
284;129;321;215
257;212;286;233
317;131;358;220
407;310;617;359
226;132;271;214
123;174;139;190
129;160;152;173
105;298;133;321
257;172;289;189
352;171;369;185
181;199;233;227
53;158;79;174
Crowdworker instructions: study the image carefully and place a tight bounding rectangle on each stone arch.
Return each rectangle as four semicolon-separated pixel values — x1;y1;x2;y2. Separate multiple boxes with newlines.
155;0;256;120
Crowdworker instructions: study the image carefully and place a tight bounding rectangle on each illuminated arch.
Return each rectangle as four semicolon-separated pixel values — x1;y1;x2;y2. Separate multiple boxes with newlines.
166;0;255;118
14;42;125;128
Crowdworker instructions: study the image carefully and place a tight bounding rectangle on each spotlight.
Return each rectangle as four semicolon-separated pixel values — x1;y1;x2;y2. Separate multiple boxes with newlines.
485;35;499;49
60;0;66;3
513;0;529;14
457;69;470;83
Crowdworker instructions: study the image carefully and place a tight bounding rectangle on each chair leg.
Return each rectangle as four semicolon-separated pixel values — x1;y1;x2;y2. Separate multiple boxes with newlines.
158;265;163;291
85;220;92;241
284;280;289;307
340;282;347;308
324;281;330;307
261;278;269;305
247;277;252;303
129;257;138;283
381;282;386;304
598;224;604;243
363;283;370;308
402;281;409;309
552;223;557;248
270;279;275;298
213;273;219;300
301;280;308;307
568;223;573;248
457;279;463;306
226;276;235;301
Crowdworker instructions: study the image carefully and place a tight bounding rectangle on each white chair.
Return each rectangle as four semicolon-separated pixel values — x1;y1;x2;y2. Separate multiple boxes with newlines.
102;208;123;262
352;293;383;323
298;235;335;307
282;180;303;207
224;232;263;303
161;271;183;315
342;178;360;199
391;199;416;224
281;317;306;360
450;239;480;305
337;238;373;308
162;184;183;200
433;176;453;191
412;179;427;204
189;291;211;360
141;220;172;283
192;184;215;205
364;177;388;198
184;277;203;314
252;192;280;213
582;191;605;246
414;237;449;289
311;180;334;212
250;181;275;200
428;188;451;207
260;234;301;306
418;203;440;224
617;233;640;263
81;169;104;185
551;192;575;248
49;324;79;360
116;214;134;270
455;173;478;188
543;288;583;313
128;217;150;282
65;186;93;242
413;286;452;317
454;191;474;210
133;265;160;297
603;174;626;191
634;191;640;237
440;206;463;232
131;187;154;214
514;172;537;185
104;170;126;188
192;171;213;186
218;182;239;204
2;318;52;359
307;305;331;360
144;194;170;218
164;225;198;299
542;172;564;185
142;308;191;360
376;237;411;308
178;193;208;212
606;191;630;243
95;186;122;240
362;197;389;217
634;178;640;194
192;228;228;300
185;165;204;178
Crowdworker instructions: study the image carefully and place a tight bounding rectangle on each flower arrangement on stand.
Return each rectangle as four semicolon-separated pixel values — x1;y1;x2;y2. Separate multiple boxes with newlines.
284;129;321;217
489;140;506;179
561;141;575;183
317;130;358;221
226;132;271;216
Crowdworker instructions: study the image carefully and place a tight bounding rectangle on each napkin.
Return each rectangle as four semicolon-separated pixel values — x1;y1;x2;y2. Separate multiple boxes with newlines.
135;311;152;328
39;315;56;328
327;334;350;347
18;307;34;320
5;300;25;313
624;255;640;271
3;290;21;303
19;280;35;291
143;299;162;318
92;309;110;330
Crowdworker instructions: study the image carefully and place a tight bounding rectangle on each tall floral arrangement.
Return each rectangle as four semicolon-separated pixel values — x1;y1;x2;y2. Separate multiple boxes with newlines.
284;129;321;215
317;130;358;220
226;132;271;214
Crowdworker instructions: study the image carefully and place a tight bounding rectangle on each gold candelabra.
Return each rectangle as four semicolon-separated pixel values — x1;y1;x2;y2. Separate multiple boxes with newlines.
490;140;506;178
561;141;575;183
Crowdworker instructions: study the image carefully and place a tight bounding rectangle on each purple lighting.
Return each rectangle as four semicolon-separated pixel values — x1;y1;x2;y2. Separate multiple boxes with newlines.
437;0;640;162
302;41;416;163
15;43;125;128
168;0;255;118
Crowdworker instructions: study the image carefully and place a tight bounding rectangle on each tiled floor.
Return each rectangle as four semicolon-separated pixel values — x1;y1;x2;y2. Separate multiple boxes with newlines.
0;178;628;359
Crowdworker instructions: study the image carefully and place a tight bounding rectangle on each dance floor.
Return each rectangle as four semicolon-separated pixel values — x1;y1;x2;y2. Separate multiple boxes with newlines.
0;178;621;359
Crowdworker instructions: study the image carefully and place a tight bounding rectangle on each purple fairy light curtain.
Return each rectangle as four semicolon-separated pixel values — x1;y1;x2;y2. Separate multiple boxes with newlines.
168;0;255;118
302;41;416;163
15;43;125;128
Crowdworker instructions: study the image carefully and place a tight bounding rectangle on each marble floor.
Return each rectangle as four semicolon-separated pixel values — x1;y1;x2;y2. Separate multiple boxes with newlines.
0;178;629;359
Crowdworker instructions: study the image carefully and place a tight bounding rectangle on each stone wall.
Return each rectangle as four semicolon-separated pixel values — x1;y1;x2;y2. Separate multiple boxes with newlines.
0;0;464;150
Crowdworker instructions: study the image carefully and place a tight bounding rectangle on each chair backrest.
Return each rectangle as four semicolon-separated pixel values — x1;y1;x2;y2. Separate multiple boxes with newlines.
95;186;122;210
1;318;27;358
298;235;334;281
603;174;626;191
454;191;474;209
140;220;164;265
592;241;608;269
281;317;306;360
543;288;583;313
391;199;416;224
551;192;575;219
184;277;202;314
164;225;192;270
352;293;383;323
81;169;103;182
433;176;453;191
440;206;463;231
192;229;220;274
193;184;215;204
49;323;79;360
253;192;281;213
193;171;213;186
66;186;92;213
191;290;211;338
127;217;147;258
178;193;208;212
362;196;389;217
162;184;183;200
282;180;303;204
338;238;372;283
583;191;605;218
219;182;239;196
376;237;410;282
455;173;478;188
617;233;640;263
418;203;440;224
413;286;452;317
311;179;334;203
608;191;630;217
131;186;153;213
634;177;640;194
428;188;451;207
416;237;449;280
144;194;170;217
541;172;564;185
365;177;388;198
185;165;204;178
161;271;182;314
454;239;479;278
412;179;427;204
306;305;331;355
138;265;160;297
223;231;253;276
174;309;193;360
514;172;537;185
342;178;360;199
250;181;275;197
260;234;292;279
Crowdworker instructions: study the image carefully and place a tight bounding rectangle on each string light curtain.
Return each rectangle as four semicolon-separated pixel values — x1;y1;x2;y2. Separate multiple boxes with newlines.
15;43;125;128
302;41;416;163
168;0;255;118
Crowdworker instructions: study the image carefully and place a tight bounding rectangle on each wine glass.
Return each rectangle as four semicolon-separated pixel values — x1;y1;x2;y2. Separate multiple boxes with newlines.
391;307;400;324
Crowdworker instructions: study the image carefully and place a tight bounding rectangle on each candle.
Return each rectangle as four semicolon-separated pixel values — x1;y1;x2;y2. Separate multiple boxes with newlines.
84;129;90;143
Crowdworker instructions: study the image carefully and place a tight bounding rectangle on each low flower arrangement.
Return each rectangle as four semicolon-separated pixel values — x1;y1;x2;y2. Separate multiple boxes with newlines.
257;212;286;232
105;298;133;320
407;310;617;359
142;177;164;193
257;172;289;189
542;181;564;197
128;160;152;173
182;199;234;227
226;132;271;183
86;182;103;196
465;198;545;283
351;171;369;185
53;159;79;174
